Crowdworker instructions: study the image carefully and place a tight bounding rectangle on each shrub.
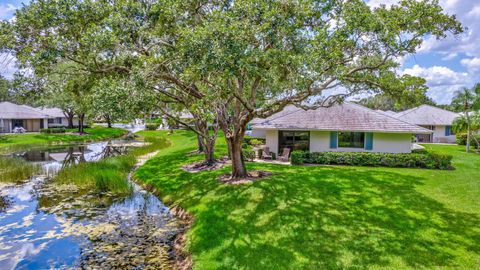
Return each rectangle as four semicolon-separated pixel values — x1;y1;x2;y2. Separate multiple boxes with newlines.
290;150;453;170
243;136;266;146
40;127;66;134
146;123;160;130
456;133;480;147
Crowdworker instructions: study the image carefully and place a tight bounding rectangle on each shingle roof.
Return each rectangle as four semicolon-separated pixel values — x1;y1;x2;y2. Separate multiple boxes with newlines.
0;102;50;119
375;109;397;116
37;107;65;118
251;102;431;134
394;105;460;126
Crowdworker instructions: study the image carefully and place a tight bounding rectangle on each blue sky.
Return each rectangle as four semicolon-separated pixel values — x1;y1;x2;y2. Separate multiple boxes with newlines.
1;0;479;104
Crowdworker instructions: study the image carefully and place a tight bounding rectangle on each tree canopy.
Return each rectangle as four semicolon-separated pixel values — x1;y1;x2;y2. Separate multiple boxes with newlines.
1;0;463;178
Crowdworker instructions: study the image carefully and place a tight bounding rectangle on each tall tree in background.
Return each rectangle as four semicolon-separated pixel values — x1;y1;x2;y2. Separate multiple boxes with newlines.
357;86;436;112
3;0;462;179
451;84;480;153
0;75;10;101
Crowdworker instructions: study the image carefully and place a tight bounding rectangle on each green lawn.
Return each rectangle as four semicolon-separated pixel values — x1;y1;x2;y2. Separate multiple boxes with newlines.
0;127;126;154
135;130;480;269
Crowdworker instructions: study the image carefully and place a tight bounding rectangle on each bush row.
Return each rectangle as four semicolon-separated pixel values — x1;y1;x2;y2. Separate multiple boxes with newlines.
40;127;66;134
456;133;480;147
290;151;453;170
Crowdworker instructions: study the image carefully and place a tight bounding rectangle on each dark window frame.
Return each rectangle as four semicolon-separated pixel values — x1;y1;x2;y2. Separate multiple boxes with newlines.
337;131;365;149
278;130;310;153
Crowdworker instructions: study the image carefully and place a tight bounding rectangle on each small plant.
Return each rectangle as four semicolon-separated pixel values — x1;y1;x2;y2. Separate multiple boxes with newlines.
146;123;160;130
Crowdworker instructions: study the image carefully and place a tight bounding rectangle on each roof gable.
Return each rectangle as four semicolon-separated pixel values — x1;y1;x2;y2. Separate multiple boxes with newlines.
0;102;50;119
395;105;459;126
252;102;431;134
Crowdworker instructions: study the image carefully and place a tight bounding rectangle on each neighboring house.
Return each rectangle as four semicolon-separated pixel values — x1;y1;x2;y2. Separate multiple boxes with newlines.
394;105;460;143
251;102;431;155
0;102;49;133
36;107;79;128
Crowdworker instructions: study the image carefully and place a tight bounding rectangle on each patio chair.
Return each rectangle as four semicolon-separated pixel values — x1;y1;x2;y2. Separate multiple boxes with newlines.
278;148;291;162
261;146;273;160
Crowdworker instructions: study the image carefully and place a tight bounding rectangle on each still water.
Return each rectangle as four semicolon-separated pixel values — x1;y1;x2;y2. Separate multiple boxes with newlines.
0;140;179;269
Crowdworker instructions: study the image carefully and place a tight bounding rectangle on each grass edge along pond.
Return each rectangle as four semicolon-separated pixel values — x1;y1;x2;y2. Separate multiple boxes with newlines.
0;127;126;154
0;156;40;183
134;130;480;270
54;136;170;196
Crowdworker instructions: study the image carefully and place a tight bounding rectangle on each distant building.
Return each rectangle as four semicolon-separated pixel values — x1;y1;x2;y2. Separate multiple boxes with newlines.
0;102;49;133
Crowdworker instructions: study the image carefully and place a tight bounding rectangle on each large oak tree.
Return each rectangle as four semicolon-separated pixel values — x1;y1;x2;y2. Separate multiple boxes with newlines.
2;0;462;179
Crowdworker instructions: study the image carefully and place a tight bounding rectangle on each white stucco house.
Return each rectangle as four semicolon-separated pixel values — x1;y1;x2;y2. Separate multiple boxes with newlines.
393;105;460;143
36;107;79;128
0;102;50;133
251;102;431;155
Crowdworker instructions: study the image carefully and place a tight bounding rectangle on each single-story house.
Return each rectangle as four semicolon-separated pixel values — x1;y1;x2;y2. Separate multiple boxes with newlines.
393;105;460;143
0;101;50;133
251;102;431;155
36;107;79;128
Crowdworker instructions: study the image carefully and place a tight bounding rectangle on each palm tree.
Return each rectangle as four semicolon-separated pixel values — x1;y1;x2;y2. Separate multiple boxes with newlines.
452;113;480;150
451;84;480;153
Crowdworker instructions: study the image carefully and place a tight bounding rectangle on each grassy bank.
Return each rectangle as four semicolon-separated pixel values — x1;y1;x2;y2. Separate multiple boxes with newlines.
54;135;170;195
0;127;126;154
0;156;40;183
135;130;480;269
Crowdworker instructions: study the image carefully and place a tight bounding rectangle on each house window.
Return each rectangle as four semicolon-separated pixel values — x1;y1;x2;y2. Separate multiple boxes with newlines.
55;117;62;124
48;119;54;124
338;132;365;148
278;131;310;152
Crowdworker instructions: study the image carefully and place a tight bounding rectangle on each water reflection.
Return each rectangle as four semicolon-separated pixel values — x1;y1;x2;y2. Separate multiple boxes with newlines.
0;140;179;269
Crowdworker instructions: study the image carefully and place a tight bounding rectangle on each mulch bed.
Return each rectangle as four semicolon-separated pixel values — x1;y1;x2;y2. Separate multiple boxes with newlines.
219;170;272;185
181;156;229;173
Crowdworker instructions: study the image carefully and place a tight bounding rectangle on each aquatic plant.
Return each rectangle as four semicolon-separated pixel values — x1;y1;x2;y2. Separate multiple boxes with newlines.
53;137;168;196
0;156;40;183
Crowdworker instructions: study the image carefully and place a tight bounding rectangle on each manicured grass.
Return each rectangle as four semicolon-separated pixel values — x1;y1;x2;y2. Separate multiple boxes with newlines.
0;127;127;154
135;130;480;269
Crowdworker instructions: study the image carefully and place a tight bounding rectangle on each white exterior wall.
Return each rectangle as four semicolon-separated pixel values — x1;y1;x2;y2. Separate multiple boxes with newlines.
47;117;80;128
250;128;266;139
431;125;456;143
265;130;279;155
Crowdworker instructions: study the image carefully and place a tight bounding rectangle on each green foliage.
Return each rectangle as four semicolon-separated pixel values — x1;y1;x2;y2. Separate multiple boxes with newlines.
40;127;66;134
146;123;160;130
456;133;480;147
243;136;266;146
290;151;453;170
358;92;436;111
0;157;40;183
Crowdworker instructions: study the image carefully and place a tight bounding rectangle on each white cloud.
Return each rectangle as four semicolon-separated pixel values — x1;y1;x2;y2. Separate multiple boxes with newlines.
402;64;474;104
403;64;468;86
460;57;480;73
0;4;16;20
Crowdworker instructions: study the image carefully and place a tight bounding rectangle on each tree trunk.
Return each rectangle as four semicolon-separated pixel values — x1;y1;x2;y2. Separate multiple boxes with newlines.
226;134;248;179
197;134;204;153
203;138;216;166
63;110;75;128
78;113;85;134
106;115;112;128
466;110;471;153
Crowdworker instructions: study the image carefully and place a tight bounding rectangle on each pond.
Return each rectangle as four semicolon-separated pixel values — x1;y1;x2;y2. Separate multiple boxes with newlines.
0;140;180;269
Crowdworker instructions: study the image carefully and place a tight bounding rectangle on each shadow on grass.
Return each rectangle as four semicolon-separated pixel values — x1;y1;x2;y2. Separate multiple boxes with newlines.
135;133;480;269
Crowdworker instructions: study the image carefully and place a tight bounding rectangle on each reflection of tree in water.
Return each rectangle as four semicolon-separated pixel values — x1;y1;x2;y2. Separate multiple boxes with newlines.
61;145;87;168
92;141;130;160
0;195;13;213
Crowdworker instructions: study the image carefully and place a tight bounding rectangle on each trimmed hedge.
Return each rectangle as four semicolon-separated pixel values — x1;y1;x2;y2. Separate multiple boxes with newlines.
145;123;160;130
290;151;453;170
40;127;66;134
